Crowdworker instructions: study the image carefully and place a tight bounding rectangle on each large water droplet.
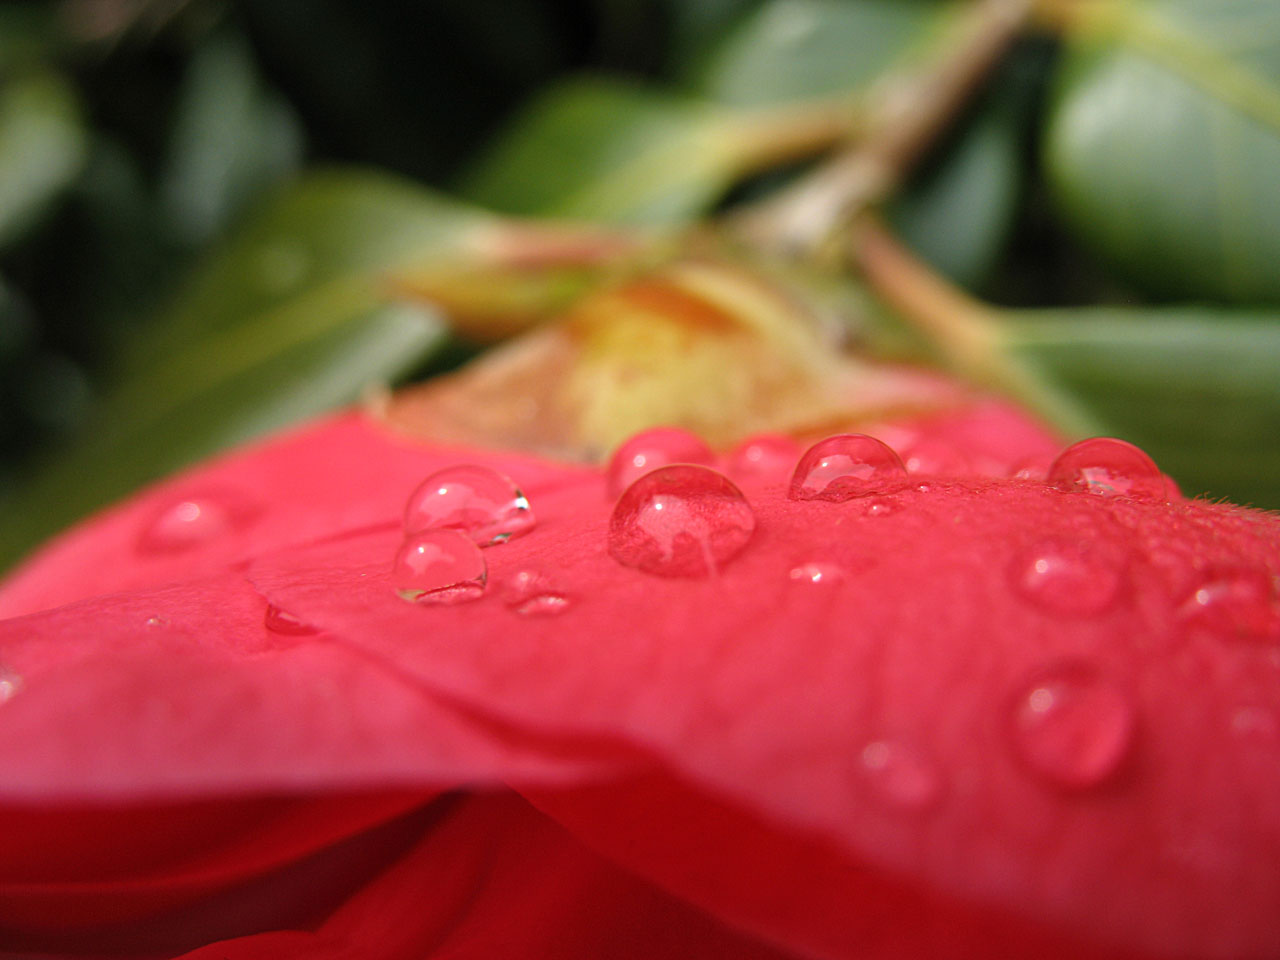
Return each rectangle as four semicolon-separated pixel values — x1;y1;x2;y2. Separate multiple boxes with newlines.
391;529;487;604
138;492;255;553
265;604;321;635
1009;664;1135;790
1179;567;1277;642
608;465;755;578
860;739;943;812
605;427;716;498
403;465;534;546
788;434;906;502
1010;537;1128;617
0;667;22;704
1047;438;1168;500
503;570;572;617
727;434;802;481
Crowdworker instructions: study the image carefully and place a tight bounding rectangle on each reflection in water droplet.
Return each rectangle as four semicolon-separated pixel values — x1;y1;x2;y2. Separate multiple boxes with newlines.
727;434;802;481
1047;437;1168;500
138;492;255;553
788;434;906;502
503;570;572;617
608;465;755;578
1009;664;1135;790
860;739;943;811
0;667;23;703
1010;537;1128;617
1179;567;1276;642
788;561;846;585
392;529;487;604
605;427;716;499
404;465;534;546
265;604;321;635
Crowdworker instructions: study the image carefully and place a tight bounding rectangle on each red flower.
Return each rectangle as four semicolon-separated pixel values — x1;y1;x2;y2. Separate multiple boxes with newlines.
1;403;1278;959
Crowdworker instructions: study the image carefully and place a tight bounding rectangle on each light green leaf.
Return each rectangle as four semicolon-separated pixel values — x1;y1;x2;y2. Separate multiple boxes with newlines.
0;72;87;248
0;170;489;569
1004;306;1280;506
1045;0;1280;303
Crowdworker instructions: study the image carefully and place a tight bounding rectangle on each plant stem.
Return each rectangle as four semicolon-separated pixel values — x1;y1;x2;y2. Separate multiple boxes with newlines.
733;0;1035;258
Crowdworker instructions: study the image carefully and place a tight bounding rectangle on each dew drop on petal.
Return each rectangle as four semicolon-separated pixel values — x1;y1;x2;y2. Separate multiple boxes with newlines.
1047;437;1168;500
605;427;716;499
403;465;534;546
860;739;944;812
138;492;256;553
1009;537;1128;617
264;604;321;635
608;465;755;578
1178;567;1277;642
0;667;23;704
392;529;487;604
788;561;847;585
503;570;572;617
788;434;906;502
144;616;169;628
727;433;803;481
1009;664;1135;790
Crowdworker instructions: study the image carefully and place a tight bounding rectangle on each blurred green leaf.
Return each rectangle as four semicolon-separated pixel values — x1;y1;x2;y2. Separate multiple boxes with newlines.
0;72;87;249
0;169;491;569
692;0;956;106
160;31;305;245
1045;0;1280;303
0;3;66;70
1005;306;1280;506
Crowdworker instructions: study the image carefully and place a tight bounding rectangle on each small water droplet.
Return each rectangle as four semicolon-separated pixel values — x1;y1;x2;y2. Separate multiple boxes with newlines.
608;465;755;578
264;604;321;635
0;667;23;704
392;529;487;604
1178;567;1276;642
605;427;716;498
860;739;943;811
1008;454;1052;482
144;615;169;628
788;434;906;502
862;497;900;517
138;492;255;553
727;434;802;481
788;561;846;585
503;570;572;617
1010;537;1128;617
403;465;534;546
1009;664;1135;790
1047;438;1168;500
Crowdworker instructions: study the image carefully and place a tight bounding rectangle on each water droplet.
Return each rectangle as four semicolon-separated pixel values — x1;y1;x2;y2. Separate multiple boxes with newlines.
862;497;900;517
1178;567;1276;642
605;427;716;499
403;465;534;546
1009;664;1135;790
264;604;321;635
391;530;487;604
608;465;755;578
788;561;846;585
788;434;906;502
860;739;943;812
144;615;169;628
1010;537;1128;617
503;570;572;617
0;667;23;704
138;492;255;553
1008;455;1052;482
727;434;802;481
1047;438;1168;500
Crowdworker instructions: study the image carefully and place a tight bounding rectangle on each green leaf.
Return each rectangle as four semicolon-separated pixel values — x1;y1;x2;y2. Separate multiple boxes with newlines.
1004;306;1280;507
0;170;489;570
692;0;955;106
0;72;87;249
159;31;305;245
1045;0;1280;303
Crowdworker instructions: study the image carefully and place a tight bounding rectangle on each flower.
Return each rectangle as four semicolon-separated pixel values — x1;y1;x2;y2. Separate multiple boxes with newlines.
1;395;1278;959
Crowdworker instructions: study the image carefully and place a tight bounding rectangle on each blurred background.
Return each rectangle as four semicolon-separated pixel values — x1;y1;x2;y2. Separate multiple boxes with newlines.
2;0;1278;566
